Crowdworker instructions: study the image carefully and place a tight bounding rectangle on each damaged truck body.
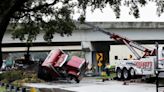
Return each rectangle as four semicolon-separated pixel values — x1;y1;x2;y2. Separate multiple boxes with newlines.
38;49;88;83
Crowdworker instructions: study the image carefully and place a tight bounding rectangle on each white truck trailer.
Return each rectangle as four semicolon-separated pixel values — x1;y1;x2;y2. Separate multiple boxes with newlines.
84;22;164;80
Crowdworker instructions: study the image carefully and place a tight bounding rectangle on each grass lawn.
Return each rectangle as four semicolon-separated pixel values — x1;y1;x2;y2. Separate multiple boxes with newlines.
0;87;6;92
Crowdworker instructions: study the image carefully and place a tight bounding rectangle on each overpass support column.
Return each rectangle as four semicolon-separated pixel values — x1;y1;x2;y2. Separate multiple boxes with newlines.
84;52;92;69
81;41;93;69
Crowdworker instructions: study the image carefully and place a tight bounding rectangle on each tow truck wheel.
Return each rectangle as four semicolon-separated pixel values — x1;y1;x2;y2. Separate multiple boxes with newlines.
129;68;135;79
116;68;122;80
123;68;129;80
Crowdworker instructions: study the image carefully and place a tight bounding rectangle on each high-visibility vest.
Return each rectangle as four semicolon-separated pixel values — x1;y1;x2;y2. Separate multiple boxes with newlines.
106;65;111;69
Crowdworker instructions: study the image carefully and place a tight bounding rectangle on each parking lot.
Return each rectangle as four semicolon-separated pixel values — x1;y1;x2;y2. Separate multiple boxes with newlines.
24;77;164;92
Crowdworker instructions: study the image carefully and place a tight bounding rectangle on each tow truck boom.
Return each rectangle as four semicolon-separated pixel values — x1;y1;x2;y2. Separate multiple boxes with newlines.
84;22;156;59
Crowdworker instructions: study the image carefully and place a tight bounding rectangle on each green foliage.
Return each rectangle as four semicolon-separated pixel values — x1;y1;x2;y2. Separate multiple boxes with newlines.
156;0;164;16
0;86;6;92
77;0;164;19
77;0;121;18
12;74;45;87
10;0;76;43
0;70;23;83
11;22;40;42
96;72;116;80
42;6;76;42
0;70;44;87
4;0;164;44
78;15;86;23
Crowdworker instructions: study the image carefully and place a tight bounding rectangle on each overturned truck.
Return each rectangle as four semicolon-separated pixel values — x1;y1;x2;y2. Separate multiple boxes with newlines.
37;49;88;83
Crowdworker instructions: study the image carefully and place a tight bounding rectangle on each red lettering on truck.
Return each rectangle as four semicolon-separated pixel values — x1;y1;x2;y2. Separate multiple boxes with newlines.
135;61;152;69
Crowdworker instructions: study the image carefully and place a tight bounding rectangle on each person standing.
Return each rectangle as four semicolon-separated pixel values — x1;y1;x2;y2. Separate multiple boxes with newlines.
105;63;110;76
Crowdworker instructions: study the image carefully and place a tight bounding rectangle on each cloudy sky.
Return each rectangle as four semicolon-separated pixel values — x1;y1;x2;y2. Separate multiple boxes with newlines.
73;2;164;22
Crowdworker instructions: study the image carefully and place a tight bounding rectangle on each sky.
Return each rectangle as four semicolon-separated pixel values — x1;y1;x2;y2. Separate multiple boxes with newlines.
73;2;164;22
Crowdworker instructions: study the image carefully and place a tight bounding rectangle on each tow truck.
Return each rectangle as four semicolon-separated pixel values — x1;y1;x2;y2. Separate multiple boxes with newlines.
84;22;164;80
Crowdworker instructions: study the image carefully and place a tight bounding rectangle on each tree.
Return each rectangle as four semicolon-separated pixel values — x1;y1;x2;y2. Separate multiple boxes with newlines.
0;0;164;67
1;0;76;66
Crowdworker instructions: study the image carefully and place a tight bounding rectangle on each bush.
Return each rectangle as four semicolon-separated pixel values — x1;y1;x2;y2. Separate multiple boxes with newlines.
0;70;23;83
0;70;45;86
12;77;44;87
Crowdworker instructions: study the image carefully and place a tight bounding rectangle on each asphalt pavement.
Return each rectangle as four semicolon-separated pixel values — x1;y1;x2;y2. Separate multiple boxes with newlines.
24;77;164;92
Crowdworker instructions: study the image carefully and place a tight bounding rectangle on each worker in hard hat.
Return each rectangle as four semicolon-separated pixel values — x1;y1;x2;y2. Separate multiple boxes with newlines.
101;63;111;82
105;63;111;76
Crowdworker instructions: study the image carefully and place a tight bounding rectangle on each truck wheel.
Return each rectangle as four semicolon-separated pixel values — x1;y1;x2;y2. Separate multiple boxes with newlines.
37;66;52;81
73;76;80;83
129;68;135;79
75;78;80;83
69;75;80;83
116;68;122;80
123;68;129;80
37;66;44;79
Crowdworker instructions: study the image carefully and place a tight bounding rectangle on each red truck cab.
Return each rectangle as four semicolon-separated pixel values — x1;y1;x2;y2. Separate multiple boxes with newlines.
38;49;88;83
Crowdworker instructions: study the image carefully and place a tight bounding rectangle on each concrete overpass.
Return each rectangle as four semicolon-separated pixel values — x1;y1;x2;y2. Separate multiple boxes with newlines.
2;22;164;74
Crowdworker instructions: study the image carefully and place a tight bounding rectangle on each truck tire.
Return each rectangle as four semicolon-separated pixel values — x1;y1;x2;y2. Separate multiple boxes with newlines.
75;78;80;83
123;68;129;80
129;68;135;79
73;76;80;83
68;75;80;83
37;66;44;79
37;66;52;81
116;68;122;80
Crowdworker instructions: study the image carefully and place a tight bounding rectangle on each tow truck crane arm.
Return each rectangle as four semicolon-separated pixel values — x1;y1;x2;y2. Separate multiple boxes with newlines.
84;22;156;59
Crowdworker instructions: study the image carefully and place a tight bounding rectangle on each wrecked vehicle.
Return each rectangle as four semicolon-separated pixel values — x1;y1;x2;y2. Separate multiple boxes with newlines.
37;49;88;83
